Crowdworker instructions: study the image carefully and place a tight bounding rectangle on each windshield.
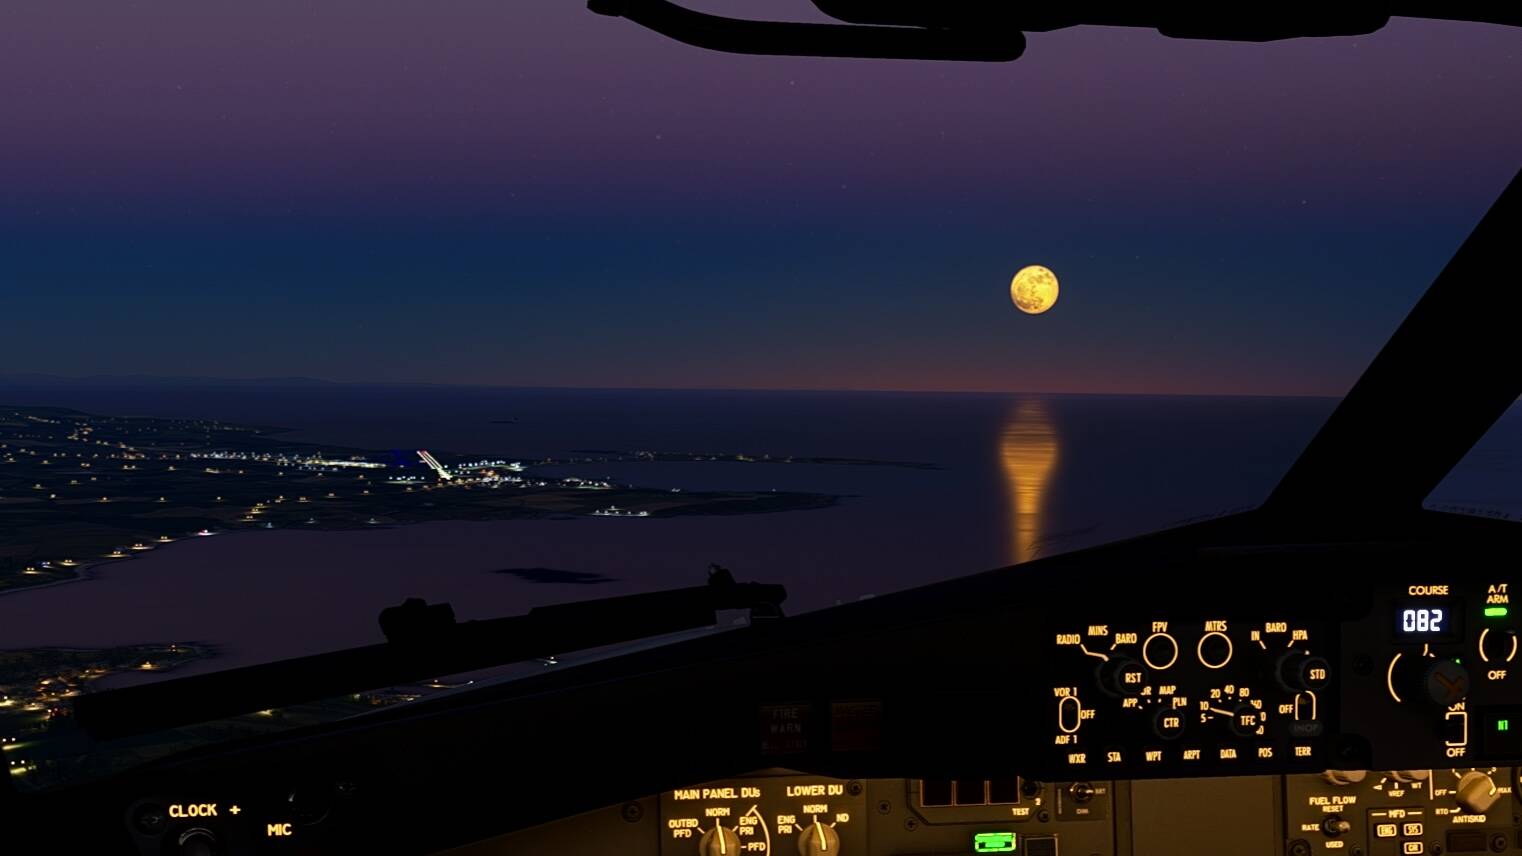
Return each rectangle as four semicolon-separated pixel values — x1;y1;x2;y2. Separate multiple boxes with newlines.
2;4;1520;789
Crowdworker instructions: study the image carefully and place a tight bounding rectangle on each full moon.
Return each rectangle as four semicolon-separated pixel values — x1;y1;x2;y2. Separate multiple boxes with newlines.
1010;265;1059;315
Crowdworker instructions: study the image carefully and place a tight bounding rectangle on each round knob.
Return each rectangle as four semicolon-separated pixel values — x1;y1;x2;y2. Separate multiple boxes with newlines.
1098;658;1147;696
1320;816;1352;838
1020;780;1043;797
1152;708;1186;740
1422;659;1471;707
1456;771;1500;814
798;820;841;855
287;786;332;826
1390;770;1431;783
1279;654;1331;691
700;825;742;856
132;804;168;835
1229;703;1262;738
176;828;219;856
1322;770;1368;786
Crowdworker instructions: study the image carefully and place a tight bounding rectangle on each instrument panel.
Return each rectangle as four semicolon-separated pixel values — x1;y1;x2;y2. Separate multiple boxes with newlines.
455;774;1112;856
459;768;1522;855
658;775;866;855
1041;575;1519;781
92;549;1522;855
1048;614;1332;774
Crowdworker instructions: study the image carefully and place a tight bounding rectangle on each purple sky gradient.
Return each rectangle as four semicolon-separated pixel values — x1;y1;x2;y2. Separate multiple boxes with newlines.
2;5;1521;393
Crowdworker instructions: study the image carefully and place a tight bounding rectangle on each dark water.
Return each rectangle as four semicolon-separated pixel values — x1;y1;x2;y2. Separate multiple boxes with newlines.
0;384;1339;679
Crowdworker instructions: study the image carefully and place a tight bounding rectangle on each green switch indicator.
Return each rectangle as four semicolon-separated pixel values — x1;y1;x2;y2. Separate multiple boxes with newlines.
973;831;1018;853
1485;606;1509;618
1499;719;1511;732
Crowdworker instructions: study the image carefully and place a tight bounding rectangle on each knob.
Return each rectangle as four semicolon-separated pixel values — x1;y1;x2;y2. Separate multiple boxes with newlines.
1279;654;1331;691
1020;780;1044;798
1391;655;1471;706
1229;703;1262;738
1152;708;1186;740
798;819;841;855
287;786;333;826
1322;770;1368;786
176;828;219;856
1390;770;1431;783
1421;659;1471;707
1320;816;1352;838
132;804;168;835
700;824;742;856
1098;657;1147;696
1456;771;1500;814
1069;782;1096;804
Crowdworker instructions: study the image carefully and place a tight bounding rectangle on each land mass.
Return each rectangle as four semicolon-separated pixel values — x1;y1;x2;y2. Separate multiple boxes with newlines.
0;641;422;789
0;404;840;592
566;449;938;469
0;642;212;768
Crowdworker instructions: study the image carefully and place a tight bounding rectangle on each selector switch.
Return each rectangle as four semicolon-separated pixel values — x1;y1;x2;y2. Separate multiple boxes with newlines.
1153;709;1186;740
1279;654;1331;691
1322;770;1368;786
1455;771;1500;814
797;820;840;856
1098;657;1148;697
1321;816;1352;838
1229;704;1262;738
700;825;742;856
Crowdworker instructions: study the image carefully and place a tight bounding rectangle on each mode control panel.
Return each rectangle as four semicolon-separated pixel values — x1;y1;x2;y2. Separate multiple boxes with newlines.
1047;615;1335;778
1043;575;1522;779
1341;580;1522;772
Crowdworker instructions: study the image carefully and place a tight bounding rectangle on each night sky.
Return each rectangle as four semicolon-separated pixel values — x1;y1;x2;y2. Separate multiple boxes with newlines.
3;4;1520;395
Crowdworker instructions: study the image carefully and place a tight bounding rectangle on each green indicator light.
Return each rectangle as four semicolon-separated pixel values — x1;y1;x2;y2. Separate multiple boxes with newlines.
973;831;1018;853
1485;606;1509;618
1499;719;1511;732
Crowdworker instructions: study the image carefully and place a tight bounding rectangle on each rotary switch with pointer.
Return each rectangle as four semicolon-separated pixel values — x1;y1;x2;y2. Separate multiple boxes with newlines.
1455;771;1501;814
699;825;743;856
797;819;840;856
